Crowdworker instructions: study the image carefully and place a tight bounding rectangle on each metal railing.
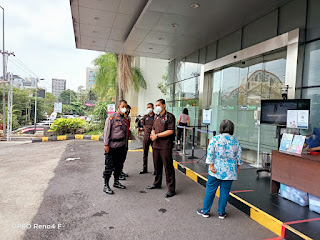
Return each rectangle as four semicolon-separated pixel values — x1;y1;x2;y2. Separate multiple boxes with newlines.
177;125;216;159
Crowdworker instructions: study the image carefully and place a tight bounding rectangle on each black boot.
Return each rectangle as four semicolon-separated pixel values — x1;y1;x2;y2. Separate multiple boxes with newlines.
103;184;114;194
103;178;114;194
113;180;126;189
103;173;114;194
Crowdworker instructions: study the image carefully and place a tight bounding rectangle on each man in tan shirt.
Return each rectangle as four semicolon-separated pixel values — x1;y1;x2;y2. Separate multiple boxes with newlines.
103;100;128;194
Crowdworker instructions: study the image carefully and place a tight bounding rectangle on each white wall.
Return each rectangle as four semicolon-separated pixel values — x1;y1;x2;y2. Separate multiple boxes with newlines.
137;57;167;116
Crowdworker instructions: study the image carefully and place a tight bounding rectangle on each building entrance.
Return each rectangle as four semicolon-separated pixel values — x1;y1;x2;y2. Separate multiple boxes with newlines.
209;50;286;162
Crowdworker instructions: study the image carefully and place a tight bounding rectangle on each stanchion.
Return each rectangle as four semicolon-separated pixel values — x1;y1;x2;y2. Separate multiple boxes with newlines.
179;126;189;156
188;127;198;159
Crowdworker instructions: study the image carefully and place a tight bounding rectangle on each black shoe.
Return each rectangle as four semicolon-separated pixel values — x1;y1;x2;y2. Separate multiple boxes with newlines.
121;172;129;177
176;145;181;151
147;185;161;189
103;185;114;194
165;191;175;198
119;175;126;180
113;181;126;189
139;170;148;174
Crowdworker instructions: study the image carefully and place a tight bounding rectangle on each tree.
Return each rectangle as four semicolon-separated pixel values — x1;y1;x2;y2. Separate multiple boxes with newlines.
158;68;168;95
59;89;77;105
44;92;56;115
93;53;147;100
77;85;89;104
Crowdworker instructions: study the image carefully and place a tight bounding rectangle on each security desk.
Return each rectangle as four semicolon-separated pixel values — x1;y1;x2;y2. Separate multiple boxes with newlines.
271;150;320;197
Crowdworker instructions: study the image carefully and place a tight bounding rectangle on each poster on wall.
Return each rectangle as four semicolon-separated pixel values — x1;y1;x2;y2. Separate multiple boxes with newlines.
287;110;309;129
202;109;212;125
297;110;309;129
107;104;116;115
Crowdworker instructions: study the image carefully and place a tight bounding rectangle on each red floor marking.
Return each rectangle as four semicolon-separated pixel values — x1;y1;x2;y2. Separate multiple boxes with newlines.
230;190;254;193
178;161;197;164
284;217;320;225
263;237;283;240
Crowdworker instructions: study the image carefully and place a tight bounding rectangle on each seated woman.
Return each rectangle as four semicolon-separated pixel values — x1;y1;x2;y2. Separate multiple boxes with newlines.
197;119;242;219
300;124;320;152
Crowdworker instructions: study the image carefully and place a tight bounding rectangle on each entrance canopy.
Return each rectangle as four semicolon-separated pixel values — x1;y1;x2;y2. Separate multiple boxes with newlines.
70;0;290;60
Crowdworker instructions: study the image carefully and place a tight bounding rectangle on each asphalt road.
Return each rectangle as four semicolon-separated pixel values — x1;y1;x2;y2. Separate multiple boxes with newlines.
0;140;278;240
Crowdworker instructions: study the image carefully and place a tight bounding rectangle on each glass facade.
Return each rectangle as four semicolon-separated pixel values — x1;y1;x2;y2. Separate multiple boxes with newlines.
166;59;201;127
166;0;320;162
209;51;286;157
302;40;320;128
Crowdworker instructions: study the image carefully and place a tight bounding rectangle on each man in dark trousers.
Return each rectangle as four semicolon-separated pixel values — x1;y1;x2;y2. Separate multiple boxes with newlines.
103;100;128;194
140;103;155;174
148;99;176;198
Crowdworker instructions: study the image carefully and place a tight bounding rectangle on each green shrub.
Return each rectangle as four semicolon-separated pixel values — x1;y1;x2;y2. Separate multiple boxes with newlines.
48;118;87;135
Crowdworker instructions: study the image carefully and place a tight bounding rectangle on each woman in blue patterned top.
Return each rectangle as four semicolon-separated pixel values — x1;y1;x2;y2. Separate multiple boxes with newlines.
197;119;242;219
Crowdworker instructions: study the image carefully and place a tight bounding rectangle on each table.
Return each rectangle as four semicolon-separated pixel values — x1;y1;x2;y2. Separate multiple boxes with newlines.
271;150;320;197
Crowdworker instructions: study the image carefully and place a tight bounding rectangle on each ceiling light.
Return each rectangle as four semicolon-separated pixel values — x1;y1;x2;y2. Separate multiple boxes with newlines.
172;23;179;28
94;17;100;20
190;3;200;8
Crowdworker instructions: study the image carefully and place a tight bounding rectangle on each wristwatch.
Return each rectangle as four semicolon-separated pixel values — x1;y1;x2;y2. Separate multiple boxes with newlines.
156;134;159;138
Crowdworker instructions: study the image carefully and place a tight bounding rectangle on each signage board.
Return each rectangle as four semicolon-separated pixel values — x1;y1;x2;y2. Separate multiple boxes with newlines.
54;102;62;113
107;104;116;115
202;109;212;125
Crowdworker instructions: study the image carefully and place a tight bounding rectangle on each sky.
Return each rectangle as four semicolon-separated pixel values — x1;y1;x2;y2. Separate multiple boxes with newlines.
1;0;102;92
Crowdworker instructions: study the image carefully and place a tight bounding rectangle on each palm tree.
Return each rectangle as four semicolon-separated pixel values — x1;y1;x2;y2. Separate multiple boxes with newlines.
93;53;147;100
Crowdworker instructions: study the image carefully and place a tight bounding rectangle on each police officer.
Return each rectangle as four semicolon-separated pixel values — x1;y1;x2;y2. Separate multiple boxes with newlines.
140;103;155;174
103;100;128;194
148;99;176;198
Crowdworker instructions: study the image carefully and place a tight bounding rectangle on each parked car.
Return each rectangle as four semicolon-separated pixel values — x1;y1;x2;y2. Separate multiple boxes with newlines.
15;126;44;134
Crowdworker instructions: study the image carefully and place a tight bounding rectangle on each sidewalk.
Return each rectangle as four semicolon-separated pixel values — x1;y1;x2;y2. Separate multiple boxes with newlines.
0;140;277;240
173;144;320;240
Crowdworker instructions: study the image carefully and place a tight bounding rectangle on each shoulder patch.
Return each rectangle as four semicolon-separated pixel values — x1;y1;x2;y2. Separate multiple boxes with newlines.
109;116;113;120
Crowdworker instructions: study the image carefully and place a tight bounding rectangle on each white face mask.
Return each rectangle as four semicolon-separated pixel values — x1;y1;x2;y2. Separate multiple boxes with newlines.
147;108;153;114
120;108;127;114
155;106;162;114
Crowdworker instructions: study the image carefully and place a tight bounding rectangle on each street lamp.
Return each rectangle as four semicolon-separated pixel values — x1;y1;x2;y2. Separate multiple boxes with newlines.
0;6;5;138
34;78;44;134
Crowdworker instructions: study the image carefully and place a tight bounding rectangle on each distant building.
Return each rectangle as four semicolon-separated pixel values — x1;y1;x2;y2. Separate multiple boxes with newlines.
52;79;66;98
86;67;96;90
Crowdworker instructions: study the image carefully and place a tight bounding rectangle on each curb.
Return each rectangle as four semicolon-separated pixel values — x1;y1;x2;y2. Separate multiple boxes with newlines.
173;160;312;240
32;135;103;143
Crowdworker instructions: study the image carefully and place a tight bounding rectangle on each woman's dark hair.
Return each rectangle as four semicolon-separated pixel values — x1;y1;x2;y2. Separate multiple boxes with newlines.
219;119;234;135
183;108;189;115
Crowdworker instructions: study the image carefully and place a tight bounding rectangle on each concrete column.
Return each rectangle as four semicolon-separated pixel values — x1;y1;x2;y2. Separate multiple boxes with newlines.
284;29;300;99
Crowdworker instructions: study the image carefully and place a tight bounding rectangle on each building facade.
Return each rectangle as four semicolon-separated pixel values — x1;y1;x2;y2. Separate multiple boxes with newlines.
70;0;320;162
52;79;66;98
86;67;96;90
165;0;320;162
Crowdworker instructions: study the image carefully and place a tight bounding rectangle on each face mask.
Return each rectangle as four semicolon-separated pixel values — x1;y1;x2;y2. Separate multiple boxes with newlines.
147;108;153;114
155;106;162;114
120;108;127;114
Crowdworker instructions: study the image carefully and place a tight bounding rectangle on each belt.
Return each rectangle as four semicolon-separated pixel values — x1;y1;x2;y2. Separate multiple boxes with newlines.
110;137;125;142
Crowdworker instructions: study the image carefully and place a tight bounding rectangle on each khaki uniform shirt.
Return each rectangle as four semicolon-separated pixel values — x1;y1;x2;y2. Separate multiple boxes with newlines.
104;112;127;148
152;111;175;149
